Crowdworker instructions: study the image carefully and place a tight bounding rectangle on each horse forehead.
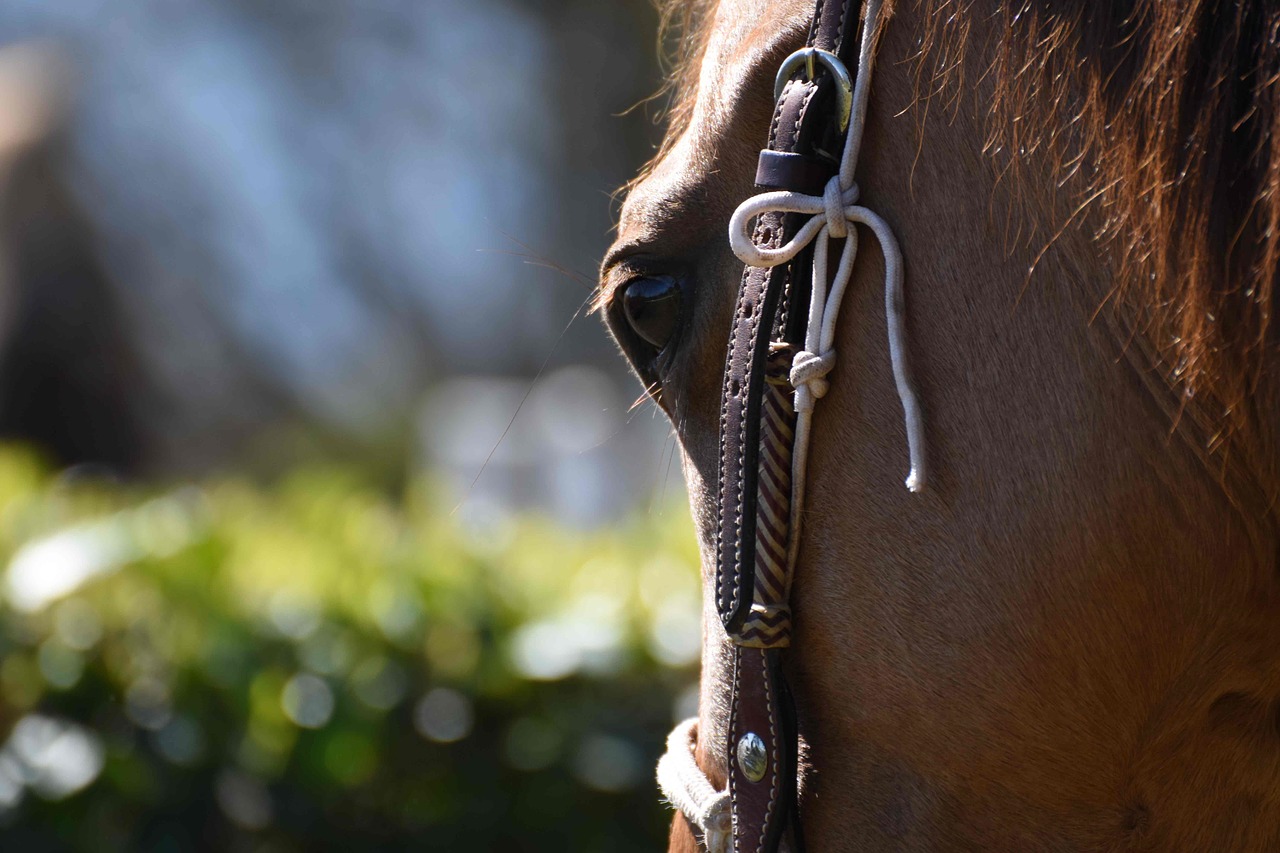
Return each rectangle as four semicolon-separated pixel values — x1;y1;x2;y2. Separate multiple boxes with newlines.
617;0;810;246
694;0;810;111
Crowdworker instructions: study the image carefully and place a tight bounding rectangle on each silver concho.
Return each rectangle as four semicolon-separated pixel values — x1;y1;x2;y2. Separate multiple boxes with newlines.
736;732;768;782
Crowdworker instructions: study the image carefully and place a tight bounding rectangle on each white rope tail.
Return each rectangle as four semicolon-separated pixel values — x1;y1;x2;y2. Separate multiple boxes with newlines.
728;0;925;504
657;718;731;853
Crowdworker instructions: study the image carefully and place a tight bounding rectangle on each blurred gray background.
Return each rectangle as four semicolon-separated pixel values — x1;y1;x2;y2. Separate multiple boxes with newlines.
0;0;678;526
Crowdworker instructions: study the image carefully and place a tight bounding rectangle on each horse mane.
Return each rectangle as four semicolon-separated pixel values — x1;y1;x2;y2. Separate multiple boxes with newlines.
919;0;1280;442
646;0;1280;436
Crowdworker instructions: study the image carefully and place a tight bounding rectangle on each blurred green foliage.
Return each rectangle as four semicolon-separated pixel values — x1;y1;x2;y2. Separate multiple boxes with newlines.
0;447;701;851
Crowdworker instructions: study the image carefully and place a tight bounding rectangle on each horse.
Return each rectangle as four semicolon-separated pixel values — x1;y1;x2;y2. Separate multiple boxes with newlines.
600;0;1280;849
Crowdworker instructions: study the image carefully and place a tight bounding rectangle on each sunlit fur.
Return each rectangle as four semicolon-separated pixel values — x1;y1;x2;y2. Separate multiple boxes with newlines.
642;0;1280;442
603;0;1280;849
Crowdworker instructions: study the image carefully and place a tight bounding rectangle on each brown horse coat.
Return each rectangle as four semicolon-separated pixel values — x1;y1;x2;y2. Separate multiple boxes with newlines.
603;1;1280;849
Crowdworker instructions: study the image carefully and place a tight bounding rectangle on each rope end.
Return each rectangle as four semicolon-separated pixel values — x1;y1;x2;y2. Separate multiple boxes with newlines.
904;468;924;493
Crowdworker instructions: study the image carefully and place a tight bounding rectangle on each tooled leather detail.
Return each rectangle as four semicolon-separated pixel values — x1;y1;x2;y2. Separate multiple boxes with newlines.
728;648;784;853
739;350;797;650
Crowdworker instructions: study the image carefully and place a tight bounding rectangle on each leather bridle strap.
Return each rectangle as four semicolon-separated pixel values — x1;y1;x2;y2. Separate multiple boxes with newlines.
712;1;865;851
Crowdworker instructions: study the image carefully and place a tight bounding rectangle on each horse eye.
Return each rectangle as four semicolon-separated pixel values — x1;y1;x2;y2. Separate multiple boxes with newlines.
621;275;682;350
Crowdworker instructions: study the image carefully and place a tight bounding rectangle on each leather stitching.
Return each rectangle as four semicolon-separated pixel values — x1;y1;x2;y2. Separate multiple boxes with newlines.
793;82;819;148
768;80;794;147
716;267;746;617
834;0;849;53
756;652;780;853
728;648;743;849
717;76;794;621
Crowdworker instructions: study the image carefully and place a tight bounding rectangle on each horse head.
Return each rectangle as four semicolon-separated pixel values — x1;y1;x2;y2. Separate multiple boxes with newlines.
602;1;1280;848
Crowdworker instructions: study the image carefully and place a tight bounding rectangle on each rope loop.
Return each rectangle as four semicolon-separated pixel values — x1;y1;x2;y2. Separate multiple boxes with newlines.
728;191;825;268
656;718;730;853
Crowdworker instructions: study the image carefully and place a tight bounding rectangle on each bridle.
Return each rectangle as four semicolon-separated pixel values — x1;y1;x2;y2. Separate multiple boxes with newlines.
655;0;925;851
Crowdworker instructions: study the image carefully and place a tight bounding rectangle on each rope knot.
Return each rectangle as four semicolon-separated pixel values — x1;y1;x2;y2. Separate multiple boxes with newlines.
790;348;835;412
822;176;858;239
822;176;847;238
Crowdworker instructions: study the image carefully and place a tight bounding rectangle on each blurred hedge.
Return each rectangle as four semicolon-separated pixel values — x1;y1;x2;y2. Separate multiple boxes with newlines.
0;447;701;851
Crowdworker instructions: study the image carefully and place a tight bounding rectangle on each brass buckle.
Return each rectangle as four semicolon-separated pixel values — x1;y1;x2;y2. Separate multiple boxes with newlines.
773;47;853;133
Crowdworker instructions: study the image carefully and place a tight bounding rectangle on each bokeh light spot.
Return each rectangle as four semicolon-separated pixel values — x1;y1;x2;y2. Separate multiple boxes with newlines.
350;656;408;711
280;674;335;729
5;714;105;799
125;677;173;731
37;640;83;690
153;716;205;766
413;688;472;744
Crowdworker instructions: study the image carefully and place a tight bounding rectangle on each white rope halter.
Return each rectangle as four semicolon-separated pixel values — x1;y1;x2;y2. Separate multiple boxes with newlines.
657;718;731;853
658;0;925;847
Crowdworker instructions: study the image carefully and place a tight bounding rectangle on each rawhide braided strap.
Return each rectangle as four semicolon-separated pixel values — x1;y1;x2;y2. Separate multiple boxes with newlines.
664;0;926;850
